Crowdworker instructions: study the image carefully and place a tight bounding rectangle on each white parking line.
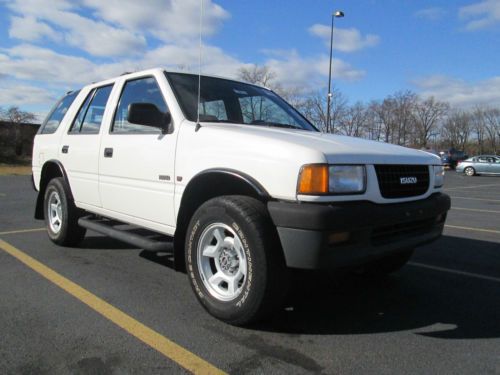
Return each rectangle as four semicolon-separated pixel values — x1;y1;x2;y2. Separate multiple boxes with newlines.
446;183;500;191
450;196;500;203
408;262;500;283
445;224;500;235
451;207;500;214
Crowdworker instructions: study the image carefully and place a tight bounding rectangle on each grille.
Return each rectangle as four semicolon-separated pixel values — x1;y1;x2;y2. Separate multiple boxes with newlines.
374;165;429;198
371;218;436;246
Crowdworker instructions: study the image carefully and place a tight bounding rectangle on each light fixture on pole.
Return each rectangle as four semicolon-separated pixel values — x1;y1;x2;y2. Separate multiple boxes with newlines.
326;10;344;133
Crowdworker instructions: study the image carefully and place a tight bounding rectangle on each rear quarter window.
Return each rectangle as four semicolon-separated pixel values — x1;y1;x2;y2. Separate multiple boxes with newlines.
39;90;80;134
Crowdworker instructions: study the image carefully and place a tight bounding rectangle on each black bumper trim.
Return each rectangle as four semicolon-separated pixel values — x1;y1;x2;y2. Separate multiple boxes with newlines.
268;193;450;231
267;193;450;269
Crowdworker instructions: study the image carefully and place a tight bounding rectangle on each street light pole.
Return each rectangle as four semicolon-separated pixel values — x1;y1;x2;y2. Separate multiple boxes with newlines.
326;10;344;133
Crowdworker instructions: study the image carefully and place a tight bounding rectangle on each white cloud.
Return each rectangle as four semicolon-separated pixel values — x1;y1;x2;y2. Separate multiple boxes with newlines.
9;16;61;42
309;25;380;52
7;0;147;57
414;7;446;21
0;83;55;106
83;0;230;42
459;0;500;30
414;75;500;108
1;0;368;108
262;49;364;89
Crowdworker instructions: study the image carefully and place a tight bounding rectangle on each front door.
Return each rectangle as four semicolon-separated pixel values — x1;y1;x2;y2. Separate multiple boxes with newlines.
98;75;176;234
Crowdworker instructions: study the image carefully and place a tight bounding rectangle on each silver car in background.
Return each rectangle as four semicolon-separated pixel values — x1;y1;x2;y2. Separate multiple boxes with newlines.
456;155;500;176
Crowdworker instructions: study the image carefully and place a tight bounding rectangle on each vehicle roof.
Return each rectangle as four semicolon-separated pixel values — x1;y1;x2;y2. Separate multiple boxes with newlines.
79;67;268;92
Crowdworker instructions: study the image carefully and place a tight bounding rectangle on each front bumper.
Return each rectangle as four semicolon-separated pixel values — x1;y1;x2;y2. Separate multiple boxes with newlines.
268;193;450;269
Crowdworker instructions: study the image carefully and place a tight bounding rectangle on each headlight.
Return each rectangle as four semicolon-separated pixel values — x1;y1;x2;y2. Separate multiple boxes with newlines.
434;165;444;187
298;164;366;195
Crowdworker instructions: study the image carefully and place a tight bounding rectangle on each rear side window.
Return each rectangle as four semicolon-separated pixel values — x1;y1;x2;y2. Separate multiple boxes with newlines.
112;77;168;134
39;91;80;134
69;85;113;134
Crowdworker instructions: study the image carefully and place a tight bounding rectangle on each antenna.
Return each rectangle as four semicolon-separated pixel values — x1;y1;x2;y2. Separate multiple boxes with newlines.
195;0;204;132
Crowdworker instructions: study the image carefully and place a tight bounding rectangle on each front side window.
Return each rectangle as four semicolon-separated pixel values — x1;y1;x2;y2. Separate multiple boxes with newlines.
166;72;316;131
70;85;113;134
112;77;169;133
40;91;80;134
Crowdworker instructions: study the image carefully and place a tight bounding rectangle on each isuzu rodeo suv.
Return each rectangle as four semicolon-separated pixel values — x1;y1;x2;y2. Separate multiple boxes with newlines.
32;68;450;325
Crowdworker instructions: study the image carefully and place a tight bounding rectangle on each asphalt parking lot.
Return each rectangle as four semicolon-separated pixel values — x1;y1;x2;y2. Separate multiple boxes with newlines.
1;171;499;374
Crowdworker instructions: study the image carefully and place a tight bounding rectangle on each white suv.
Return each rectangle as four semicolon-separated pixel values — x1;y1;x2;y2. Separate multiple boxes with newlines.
32;68;450;325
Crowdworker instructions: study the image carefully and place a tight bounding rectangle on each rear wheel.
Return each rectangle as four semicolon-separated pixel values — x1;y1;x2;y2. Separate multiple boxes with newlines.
464;167;475;176
185;196;289;325
44;177;86;246
361;249;414;276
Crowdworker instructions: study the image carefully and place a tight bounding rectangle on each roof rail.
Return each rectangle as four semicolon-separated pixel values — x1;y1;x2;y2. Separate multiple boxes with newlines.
120;71;133;76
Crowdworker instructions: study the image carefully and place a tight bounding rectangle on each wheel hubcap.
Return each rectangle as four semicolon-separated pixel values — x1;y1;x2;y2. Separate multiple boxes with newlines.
48;191;63;234
197;223;247;301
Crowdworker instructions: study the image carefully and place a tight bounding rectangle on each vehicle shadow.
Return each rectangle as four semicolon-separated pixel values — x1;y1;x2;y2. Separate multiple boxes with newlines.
78;235;136;250
79;232;500;339
253;235;500;339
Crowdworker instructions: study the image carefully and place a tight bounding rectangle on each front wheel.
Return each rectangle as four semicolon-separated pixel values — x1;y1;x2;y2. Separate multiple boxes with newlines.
44;177;86;246
464;167;475;176
185;196;289;325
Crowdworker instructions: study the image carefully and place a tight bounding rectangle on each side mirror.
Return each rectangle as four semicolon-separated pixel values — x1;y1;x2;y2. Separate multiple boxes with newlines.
127;103;172;133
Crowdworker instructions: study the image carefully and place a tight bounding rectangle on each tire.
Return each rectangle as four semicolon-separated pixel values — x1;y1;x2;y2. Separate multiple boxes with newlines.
44;177;86;246
464;167;475;176
185;196;289;325
361;249;414;277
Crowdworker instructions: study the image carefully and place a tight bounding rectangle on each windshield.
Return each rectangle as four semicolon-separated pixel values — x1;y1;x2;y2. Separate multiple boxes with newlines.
165;72;316;131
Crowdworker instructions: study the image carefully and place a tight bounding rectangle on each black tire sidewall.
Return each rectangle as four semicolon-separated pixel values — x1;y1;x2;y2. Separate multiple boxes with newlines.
44;178;71;243
186;199;268;324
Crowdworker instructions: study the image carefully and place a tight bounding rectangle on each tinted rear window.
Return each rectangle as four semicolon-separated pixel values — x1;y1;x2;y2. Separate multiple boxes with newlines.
39;91;80;134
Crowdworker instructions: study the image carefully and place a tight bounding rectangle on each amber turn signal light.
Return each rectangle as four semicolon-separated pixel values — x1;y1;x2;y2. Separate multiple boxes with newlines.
297;164;329;194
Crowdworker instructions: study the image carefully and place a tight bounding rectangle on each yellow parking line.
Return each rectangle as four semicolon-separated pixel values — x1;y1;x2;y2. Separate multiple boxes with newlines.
451;207;500;214
450;196;500;203
0;238;226;375
445;224;500;235
0;228;46;235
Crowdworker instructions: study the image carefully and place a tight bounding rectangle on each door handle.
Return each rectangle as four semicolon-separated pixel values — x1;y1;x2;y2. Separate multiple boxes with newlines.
62;145;69;154
104;148;113;158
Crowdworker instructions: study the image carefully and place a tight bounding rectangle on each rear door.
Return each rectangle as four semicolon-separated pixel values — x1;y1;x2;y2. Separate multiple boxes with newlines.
98;74;176;233
59;84;114;207
475;157;490;173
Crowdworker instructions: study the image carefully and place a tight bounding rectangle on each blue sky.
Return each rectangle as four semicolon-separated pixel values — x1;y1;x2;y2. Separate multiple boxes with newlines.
0;0;499;119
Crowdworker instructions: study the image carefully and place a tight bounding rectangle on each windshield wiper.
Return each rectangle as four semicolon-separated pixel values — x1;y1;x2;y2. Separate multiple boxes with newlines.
249;120;302;129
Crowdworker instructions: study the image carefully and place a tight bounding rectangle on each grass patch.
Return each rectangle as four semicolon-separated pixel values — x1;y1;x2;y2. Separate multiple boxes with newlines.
0;164;32;176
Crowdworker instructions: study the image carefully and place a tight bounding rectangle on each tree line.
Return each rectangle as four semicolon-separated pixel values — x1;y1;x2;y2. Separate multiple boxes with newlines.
239;65;500;155
2;66;500;157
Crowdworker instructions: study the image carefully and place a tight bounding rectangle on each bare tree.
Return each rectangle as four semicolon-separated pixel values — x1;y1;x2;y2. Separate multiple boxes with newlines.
414;96;449;148
391;90;418;146
3;106;36;156
300;88;347;133
483;108;500;154
238;64;277;88
338;102;369;137
441;111;471;150
370;99;396;143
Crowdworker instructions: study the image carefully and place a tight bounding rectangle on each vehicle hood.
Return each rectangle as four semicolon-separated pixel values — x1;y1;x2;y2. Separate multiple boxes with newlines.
202;123;441;165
